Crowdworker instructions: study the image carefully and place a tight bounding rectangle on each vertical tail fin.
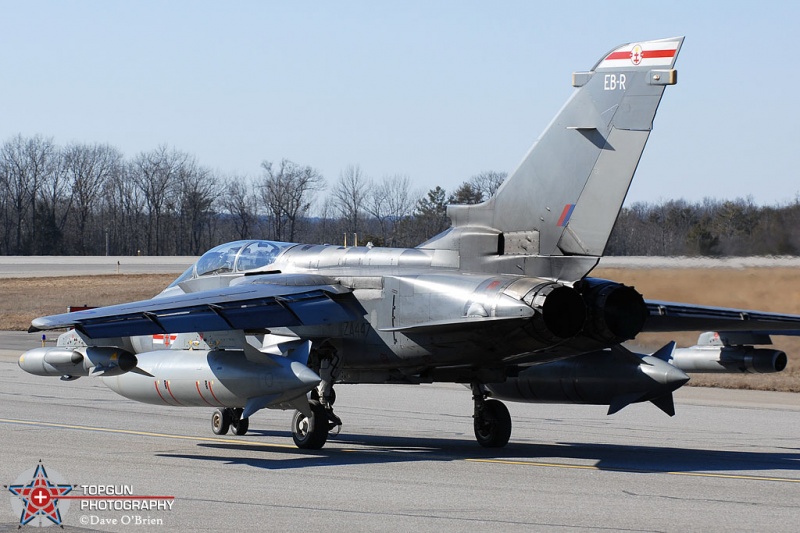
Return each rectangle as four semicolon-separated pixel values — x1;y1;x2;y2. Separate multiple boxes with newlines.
432;37;683;265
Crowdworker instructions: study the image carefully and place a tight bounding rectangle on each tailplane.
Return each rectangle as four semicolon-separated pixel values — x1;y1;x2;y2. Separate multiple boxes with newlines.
422;37;683;278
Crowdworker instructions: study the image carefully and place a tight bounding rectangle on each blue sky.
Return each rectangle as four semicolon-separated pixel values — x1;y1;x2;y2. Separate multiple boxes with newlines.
2;1;798;206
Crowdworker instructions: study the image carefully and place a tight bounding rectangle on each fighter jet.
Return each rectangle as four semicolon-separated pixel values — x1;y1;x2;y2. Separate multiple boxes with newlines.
19;37;800;449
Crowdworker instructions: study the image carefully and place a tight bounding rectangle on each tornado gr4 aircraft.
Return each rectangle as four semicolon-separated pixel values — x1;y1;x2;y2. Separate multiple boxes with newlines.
20;37;800;449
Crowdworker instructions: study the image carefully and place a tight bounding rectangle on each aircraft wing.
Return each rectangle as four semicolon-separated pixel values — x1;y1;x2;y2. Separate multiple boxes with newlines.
29;274;364;339
643;300;800;335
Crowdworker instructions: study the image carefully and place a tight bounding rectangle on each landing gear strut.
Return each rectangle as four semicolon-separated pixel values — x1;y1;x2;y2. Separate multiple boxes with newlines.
230;408;249;435
211;408;249;436
472;383;512;448
291;343;343;449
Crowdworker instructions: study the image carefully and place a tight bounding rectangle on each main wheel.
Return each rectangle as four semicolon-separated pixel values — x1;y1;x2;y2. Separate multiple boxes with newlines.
474;399;512;448
231;409;249;436
212;408;232;435
291;400;329;450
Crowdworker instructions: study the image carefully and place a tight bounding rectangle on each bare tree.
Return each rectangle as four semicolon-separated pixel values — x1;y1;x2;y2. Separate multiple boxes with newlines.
63;143;123;253
130;146;188;254
0;135;58;254
469;170;507;199
259;159;324;242
365;174;417;246
104;164;146;255
332;164;369;238
36;147;72;254
220;177;258;240
175;160;220;254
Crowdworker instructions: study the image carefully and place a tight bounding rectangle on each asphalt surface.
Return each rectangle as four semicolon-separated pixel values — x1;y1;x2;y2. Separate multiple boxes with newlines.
0;256;194;278
1;332;799;532
3;255;800;279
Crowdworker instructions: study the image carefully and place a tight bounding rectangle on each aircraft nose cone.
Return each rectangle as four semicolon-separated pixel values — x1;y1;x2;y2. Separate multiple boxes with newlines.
291;362;321;387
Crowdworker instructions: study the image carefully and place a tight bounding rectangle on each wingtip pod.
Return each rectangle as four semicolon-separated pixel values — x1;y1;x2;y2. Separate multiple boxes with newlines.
594;36;684;71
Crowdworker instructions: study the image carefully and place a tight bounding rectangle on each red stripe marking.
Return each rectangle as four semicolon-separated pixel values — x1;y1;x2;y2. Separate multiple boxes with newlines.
208;381;223;405
605;48;676;61
195;381;215;407
645;49;677;58
164;380;183;406
154;381;171;406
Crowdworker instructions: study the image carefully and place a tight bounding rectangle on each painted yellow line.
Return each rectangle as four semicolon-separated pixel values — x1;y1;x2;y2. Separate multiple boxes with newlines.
466;458;800;483
0;418;298;449
5;416;797;483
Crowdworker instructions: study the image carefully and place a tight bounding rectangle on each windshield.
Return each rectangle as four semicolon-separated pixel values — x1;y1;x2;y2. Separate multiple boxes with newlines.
195;242;245;276
168;240;295;288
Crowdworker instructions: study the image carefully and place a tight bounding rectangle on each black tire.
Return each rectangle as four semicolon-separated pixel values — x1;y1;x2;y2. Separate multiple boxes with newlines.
212;408;232;435
231;416;249;436
474;399;512;448
291;400;329;449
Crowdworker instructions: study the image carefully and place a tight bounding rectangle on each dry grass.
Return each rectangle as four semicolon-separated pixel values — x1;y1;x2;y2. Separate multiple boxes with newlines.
0;274;176;331
3;268;800;391
594;267;800;392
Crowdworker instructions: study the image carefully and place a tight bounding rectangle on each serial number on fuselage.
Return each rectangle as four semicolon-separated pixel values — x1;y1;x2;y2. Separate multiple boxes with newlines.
342;322;371;338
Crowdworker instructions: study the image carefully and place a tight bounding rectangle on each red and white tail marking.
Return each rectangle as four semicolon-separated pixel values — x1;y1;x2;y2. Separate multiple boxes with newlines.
596;39;681;70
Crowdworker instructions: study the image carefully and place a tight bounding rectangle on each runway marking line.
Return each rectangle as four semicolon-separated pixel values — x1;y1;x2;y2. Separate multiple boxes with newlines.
466;458;800;484
5;417;799;483
0;417;297;450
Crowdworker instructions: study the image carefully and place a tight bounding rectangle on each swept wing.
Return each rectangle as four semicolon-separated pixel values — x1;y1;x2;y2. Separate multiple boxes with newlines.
29;273;364;338
643;300;800;335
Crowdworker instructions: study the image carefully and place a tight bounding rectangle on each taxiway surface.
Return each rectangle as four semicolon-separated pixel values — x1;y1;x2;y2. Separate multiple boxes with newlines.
0;256;194;278
1;331;799;532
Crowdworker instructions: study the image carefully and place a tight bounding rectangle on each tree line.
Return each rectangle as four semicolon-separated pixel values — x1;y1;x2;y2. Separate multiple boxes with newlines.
2;134;798;256
606;197;800;256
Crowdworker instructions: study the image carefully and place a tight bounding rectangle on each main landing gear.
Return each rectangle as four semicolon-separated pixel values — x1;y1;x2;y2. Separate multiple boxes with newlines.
291;386;342;450
471;383;512;448
211;408;249;436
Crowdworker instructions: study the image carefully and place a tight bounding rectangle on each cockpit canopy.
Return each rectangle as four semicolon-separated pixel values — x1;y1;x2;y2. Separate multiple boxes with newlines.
169;240;296;287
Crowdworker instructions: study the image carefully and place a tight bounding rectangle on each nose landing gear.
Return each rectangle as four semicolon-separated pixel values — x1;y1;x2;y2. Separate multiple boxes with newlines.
472;383;512;448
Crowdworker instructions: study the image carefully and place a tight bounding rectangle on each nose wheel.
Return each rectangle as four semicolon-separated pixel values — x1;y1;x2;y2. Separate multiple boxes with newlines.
472;383;512;448
291;399;342;449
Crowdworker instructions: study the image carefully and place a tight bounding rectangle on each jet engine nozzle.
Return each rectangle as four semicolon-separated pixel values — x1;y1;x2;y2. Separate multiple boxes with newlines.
576;278;647;343
514;281;586;341
19;346;138;378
